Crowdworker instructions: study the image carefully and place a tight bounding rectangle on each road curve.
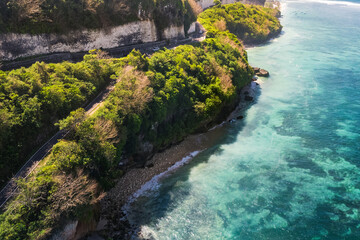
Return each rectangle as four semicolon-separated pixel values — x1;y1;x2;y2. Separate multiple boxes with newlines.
0;79;117;208
0;32;205;209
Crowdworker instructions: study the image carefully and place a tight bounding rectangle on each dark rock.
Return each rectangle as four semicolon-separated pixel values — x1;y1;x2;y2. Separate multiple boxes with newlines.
256;82;260;86
236;115;244;120
253;67;260;73
256;69;269;77
245;96;254;101
145;163;154;168
244;91;249;95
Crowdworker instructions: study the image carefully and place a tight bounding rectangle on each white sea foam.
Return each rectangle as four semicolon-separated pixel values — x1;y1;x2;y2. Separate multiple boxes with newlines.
209;121;226;131
291;0;360;7
121;1;360;238
122;150;201;214
317;0;360;6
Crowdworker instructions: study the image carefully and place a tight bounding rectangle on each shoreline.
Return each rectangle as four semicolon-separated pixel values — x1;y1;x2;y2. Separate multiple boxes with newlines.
97;3;282;236
98;81;260;238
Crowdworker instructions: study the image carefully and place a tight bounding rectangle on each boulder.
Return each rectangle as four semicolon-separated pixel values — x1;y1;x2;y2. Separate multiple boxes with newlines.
252;67;260;73
256;69;269;77
244;96;254;101
236;115;244;120
145;163;154;168
244;91;249;95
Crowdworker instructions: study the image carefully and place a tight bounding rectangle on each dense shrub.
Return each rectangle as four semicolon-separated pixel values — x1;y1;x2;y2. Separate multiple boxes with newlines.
198;2;282;44
0;34;253;239
0;51;118;184
0;3;281;238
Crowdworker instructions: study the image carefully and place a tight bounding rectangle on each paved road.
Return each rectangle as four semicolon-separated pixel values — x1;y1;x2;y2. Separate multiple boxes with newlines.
1;39;190;71
0;130;67;208
0;32;205;209
0;79;118;208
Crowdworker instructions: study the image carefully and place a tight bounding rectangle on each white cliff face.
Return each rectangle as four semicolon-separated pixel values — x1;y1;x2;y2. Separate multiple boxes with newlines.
0;0;244;61
163;25;185;39
0;20;185;61
222;0;238;4
188;22;197;34
196;0;238;9
197;0;215;9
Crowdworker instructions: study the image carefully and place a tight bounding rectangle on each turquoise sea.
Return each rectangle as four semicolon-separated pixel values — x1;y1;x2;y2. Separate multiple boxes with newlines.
125;0;360;239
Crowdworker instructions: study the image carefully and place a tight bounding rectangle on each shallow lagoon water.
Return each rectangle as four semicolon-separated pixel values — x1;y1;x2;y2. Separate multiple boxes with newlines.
126;1;360;239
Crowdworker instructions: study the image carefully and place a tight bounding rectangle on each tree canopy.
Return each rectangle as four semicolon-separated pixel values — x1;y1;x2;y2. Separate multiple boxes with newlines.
0;0;196;34
198;2;282;44
0;3;282;239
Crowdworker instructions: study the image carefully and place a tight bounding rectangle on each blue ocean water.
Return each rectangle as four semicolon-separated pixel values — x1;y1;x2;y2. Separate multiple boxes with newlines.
126;1;360;239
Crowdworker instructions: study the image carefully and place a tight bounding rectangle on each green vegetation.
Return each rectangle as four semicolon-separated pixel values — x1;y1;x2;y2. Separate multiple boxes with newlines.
0;51;115;184
198;2;282;44
0;2;282;239
0;34;253;240
0;0;196;34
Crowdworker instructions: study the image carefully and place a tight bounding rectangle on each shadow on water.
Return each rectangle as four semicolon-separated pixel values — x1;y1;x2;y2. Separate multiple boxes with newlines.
126;85;263;235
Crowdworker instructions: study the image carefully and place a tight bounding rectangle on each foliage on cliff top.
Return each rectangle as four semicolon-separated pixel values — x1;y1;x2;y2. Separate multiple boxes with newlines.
198;2;282;44
0;31;253;238
0;2;283;239
0;52;115;185
0;0;197;34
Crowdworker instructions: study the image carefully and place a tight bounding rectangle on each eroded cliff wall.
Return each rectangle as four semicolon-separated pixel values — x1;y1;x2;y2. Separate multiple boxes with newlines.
197;0;239;9
0;0;265;61
196;0;265;10
0;20;184;61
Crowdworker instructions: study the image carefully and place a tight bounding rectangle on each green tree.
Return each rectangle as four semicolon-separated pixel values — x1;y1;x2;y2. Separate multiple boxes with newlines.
214;0;222;7
55;108;86;132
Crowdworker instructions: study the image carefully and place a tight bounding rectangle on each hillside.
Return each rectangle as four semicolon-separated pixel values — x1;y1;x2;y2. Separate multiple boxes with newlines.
0;39;253;240
0;0;198;61
0;0;275;61
0;54;116;186
199;2;282;44
0;0;200;184
0;0;196;34
0;3;281;240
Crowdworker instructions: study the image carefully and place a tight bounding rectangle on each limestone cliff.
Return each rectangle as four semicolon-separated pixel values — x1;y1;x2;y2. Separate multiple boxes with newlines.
0;20;184;61
196;0;265;10
0;0;265;61
0;0;191;61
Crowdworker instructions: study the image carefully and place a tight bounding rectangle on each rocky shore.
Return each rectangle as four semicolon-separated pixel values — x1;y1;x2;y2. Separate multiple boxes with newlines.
95;80;261;239
253;67;270;77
